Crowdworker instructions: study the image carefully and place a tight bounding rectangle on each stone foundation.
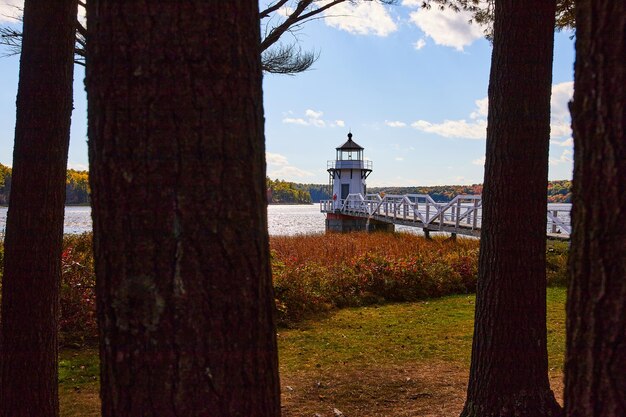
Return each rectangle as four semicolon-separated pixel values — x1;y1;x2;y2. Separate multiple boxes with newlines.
325;213;394;233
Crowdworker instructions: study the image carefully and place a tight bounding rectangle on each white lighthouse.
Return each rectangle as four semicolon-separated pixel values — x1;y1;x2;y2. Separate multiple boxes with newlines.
327;132;372;209
323;133;393;232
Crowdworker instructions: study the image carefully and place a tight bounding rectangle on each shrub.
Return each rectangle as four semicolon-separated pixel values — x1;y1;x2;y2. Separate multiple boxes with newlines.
270;233;482;326
0;232;569;342
546;240;569;286
60;233;97;346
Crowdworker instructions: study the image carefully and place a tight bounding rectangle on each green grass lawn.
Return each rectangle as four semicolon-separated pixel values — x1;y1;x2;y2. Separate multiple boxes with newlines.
59;287;567;416
279;286;566;375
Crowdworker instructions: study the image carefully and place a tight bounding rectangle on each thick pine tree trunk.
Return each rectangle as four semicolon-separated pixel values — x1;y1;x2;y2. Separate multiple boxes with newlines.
0;2;77;417
564;1;625;416
86;2;281;416
460;1;562;416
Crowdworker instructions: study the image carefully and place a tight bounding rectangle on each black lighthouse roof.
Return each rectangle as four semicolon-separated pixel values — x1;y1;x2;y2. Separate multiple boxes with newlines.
336;132;364;151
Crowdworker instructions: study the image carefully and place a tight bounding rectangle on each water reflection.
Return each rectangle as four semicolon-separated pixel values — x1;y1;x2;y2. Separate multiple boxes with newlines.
0;204;327;236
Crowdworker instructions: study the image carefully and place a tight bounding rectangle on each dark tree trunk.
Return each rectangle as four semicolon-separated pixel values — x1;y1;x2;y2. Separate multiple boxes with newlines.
460;1;562;416
86;2;281;416
0;2;77;417
564;1;626;416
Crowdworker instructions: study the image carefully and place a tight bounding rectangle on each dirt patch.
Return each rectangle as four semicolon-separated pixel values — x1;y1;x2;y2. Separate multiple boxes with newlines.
60;386;100;417
281;361;468;417
550;373;564;405
281;363;564;416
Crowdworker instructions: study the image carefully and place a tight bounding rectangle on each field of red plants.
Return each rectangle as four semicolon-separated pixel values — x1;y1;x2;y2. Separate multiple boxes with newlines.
271;233;480;325
0;232;567;346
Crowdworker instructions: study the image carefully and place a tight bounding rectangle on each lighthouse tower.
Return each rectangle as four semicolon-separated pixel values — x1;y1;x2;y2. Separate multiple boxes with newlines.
328;132;372;207
325;133;394;232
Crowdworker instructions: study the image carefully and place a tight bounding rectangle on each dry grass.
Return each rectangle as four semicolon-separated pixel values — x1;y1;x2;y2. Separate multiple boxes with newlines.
270;232;479;267
58;288;566;417
278;288;566;416
281;362;468;417
55;234;568;416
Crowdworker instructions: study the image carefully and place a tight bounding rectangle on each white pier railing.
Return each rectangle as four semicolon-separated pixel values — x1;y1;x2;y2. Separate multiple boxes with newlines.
320;193;571;239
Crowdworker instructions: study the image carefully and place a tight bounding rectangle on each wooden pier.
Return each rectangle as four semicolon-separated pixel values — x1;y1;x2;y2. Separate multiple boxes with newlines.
320;193;571;240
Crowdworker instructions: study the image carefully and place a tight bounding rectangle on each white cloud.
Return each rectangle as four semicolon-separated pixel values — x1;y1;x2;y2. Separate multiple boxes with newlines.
306;108;325;127
550;149;573;166
266;152;314;179
413;38;426;51
409;96;487;140
551;122;571;138
551;82;573;119
282;117;308;126
472;156;486;166
470;97;488;119
395;157;404;161
408;7;484;51
268;165;314;179
276;5;294;17
550;81;573;138
310;119;326;128
305;109;323;119
385;120;407;128
551;137;573;147
77;3;86;27
411;119;487;139
266;152;289;166
0;0;23;23
282;109;345;128
401;0;421;7
412;82;573;142
0;1;85;25
321;0;397;37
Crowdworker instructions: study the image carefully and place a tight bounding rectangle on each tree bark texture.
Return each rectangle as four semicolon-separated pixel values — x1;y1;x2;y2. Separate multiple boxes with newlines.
460;1;562;416
564;1;626;416
0;2;77;417
86;2;281;416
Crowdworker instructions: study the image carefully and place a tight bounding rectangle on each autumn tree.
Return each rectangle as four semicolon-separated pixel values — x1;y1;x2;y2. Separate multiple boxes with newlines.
0;163;11;204
0;1;78;417
460;1;563;416
86;1;280;415
2;0;396;74
564;0;625;415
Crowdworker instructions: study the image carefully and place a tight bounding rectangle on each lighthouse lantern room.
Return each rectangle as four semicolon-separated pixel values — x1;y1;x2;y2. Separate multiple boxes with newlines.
327;132;372;208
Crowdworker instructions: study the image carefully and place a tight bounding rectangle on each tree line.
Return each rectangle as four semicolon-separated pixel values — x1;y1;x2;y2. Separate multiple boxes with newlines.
266;178;312;204
0;163;89;205
0;165;572;206
0;1;623;417
370;180;572;203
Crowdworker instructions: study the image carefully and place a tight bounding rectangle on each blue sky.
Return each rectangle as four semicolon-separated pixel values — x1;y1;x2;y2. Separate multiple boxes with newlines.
0;1;575;186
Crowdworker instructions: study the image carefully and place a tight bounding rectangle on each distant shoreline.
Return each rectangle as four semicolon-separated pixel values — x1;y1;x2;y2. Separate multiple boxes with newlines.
268;202;315;206
3;203;317;208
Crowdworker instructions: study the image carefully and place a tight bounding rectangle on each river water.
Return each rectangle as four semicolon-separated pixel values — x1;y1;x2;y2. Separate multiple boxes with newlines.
0;205;327;236
0;203;572;237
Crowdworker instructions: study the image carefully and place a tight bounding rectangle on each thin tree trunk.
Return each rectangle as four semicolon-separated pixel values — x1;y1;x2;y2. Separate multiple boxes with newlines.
0;1;77;417
460;1;562;416
564;1;626;415
86;2;281;416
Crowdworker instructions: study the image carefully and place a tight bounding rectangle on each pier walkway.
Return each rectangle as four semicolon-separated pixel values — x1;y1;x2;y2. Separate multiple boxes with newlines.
320;193;571;240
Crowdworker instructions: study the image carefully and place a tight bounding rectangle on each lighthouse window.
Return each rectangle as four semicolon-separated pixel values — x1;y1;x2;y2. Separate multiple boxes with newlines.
348;151;352;160
341;184;350;200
